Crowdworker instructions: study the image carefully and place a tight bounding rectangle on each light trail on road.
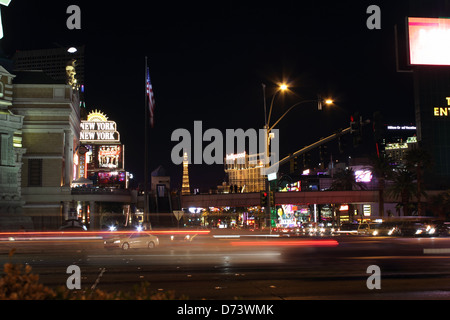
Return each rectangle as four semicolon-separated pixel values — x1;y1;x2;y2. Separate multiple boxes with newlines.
229;239;339;247
0;229;211;242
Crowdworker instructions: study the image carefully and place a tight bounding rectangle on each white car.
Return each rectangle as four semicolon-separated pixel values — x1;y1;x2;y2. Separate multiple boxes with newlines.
104;232;159;250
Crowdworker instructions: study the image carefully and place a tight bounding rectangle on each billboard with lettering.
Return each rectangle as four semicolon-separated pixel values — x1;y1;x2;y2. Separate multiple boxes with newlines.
408;17;450;66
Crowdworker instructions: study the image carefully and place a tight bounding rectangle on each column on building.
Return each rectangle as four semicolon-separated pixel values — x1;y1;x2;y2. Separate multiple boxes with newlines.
64;129;74;186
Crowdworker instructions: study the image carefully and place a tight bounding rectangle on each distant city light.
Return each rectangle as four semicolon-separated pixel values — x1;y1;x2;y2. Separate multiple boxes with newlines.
387;125;416;130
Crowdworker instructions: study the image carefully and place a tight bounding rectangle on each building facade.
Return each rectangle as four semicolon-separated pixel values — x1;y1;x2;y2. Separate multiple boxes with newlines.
0;66;31;230
12;70;80;229
225;152;265;193
413;68;450;189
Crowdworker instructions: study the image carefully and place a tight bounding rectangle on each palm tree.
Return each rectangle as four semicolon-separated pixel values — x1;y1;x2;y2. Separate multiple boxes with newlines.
330;168;366;192
429;190;450;220
404;148;433;216
369;154;394;218
388;169;416;216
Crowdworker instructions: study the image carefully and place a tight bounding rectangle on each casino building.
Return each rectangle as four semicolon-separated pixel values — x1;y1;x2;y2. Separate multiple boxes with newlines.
0;65;31;230
9;72;133;230
224;152;265;193
406;16;450;189
11;68;81;229
0;47;135;230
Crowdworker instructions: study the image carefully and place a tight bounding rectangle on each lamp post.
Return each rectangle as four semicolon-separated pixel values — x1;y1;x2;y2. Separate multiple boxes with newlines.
261;83;333;231
262;83;287;231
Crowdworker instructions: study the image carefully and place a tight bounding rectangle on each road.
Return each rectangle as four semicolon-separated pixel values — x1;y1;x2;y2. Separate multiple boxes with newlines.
1;230;450;300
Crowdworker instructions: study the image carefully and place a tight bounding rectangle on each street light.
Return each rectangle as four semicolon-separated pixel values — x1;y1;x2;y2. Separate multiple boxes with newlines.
262;83;333;231
67;47;78;54
267;83;289;128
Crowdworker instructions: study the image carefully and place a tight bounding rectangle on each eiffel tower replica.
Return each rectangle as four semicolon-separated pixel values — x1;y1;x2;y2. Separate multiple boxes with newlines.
181;152;191;195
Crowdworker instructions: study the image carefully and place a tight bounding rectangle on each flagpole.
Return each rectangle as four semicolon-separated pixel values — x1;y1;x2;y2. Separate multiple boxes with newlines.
144;56;149;229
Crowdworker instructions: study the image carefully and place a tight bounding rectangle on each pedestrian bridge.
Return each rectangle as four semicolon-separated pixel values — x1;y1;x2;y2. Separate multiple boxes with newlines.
181;191;386;208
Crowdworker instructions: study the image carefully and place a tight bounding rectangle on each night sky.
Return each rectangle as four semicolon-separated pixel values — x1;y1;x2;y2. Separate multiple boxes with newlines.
2;0;443;191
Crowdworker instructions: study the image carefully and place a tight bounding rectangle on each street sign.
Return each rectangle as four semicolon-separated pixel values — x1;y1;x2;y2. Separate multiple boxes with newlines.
173;210;184;221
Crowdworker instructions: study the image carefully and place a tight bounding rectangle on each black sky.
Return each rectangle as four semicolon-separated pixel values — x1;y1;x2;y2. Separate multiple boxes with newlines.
2;0;444;191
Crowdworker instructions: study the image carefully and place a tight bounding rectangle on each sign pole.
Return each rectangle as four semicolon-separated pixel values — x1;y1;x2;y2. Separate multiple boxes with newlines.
144;56;149;229
173;211;184;229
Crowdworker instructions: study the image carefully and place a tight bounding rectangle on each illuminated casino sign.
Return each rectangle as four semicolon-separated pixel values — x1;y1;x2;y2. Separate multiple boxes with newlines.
225;151;246;162
80;110;120;142
433;97;450;117
98;145;122;169
408;17;450;66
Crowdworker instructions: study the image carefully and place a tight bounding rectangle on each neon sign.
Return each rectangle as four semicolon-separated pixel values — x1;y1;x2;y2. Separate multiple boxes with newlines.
225;152;246;161
433;97;450;117
80;110;120;142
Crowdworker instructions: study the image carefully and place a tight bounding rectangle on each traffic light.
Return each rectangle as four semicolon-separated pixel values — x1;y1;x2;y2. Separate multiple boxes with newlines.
269;191;275;207
260;191;268;207
350;112;360;134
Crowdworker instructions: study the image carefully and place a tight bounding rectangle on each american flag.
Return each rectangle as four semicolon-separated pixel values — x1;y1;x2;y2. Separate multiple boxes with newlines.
146;67;155;128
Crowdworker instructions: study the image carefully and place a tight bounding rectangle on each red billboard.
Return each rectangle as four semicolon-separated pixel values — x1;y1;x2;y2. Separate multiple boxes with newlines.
408;17;450;66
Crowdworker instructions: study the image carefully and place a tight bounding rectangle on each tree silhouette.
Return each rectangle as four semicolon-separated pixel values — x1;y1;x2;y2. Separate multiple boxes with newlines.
388;169;416;216
369;154;394;218
404;148;432;216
